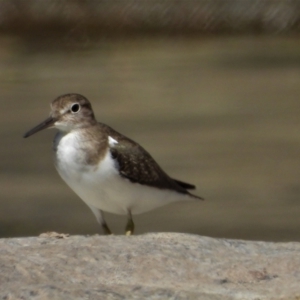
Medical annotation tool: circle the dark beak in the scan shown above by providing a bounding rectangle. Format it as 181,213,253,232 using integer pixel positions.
23,116,56,138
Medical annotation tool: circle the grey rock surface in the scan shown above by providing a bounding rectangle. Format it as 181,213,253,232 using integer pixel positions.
0,233,300,300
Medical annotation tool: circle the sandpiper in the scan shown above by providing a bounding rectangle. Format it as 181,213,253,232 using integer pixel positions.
24,94,203,235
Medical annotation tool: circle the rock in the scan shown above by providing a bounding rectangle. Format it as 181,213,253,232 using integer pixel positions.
0,233,299,299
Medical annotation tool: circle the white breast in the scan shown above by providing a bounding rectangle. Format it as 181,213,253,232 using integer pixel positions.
54,132,191,215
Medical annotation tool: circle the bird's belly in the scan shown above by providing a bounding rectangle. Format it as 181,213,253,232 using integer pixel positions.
55,151,186,215
69,176,185,215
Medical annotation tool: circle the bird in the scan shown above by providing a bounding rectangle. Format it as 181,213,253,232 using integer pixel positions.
23,93,203,235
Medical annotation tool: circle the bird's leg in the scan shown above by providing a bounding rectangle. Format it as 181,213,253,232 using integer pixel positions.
125,210,134,236
101,220,113,235
87,205,113,235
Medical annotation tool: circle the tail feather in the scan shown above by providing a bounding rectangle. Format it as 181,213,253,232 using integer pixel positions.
173,178,204,200
173,179,196,190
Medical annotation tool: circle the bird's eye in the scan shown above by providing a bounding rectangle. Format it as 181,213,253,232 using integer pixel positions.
71,103,80,113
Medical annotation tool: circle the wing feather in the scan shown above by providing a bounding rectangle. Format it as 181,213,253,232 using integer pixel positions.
99,123,203,199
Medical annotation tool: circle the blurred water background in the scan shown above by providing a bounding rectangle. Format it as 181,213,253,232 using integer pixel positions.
0,1,300,241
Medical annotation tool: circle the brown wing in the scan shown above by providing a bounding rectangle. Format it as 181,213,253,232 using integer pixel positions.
100,123,200,196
